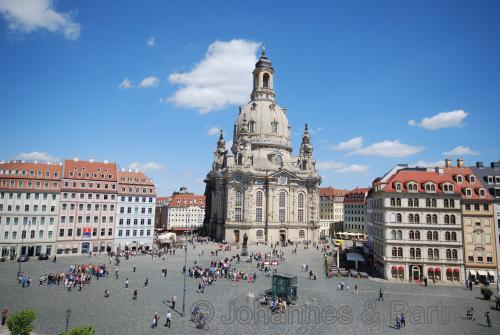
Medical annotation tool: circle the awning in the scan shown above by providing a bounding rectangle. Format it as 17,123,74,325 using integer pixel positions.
428,268,434,272
477,270,488,276
434,267,441,272
446,268,452,273
468,270,478,276
488,271,495,277
398,266,404,271
391,266,398,271
346,252,366,262
454,268,460,273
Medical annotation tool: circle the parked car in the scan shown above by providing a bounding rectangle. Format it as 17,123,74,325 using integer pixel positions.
38,253,49,260
17,255,30,262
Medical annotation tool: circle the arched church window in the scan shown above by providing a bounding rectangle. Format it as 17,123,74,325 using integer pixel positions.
279,191,286,223
235,190,243,222
275,154,283,166
302,160,307,170
272,121,278,134
298,193,304,222
249,121,256,133
256,191,263,207
263,73,270,88
255,191,263,223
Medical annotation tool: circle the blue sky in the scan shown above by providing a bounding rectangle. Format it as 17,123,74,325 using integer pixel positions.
1,0,499,196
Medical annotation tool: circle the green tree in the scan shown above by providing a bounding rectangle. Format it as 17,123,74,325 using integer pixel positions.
58,325,96,335
6,310,37,335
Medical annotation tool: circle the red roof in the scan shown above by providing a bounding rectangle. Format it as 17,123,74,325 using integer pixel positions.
167,193,205,208
443,166,493,200
320,187,350,197
344,188,370,203
382,170,453,194
63,160,117,181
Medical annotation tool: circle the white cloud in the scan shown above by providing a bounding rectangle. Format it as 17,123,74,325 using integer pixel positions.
147,36,155,47
413,160,445,168
0,0,80,40
119,78,133,89
352,140,424,158
409,110,468,130
128,161,164,171
14,151,60,162
442,146,479,156
138,76,159,88
166,39,261,113
317,161,369,173
332,137,363,151
206,127,221,136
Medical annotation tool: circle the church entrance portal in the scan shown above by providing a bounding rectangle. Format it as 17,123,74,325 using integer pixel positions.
234,230,240,243
279,230,286,242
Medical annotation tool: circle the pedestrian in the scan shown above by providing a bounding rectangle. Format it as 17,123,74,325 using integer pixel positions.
104,289,110,298
1,308,8,326
125,278,129,289
52,255,57,263
165,311,172,327
355,284,359,295
395,314,401,329
144,278,148,287
151,312,159,328
341,280,344,290
379,288,384,301
133,288,138,300
485,311,491,327
400,313,405,327
133,264,136,273
172,295,177,310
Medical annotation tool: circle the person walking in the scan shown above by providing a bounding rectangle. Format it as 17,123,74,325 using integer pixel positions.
144,277,149,288
171,295,177,310
125,278,129,289
485,311,491,327
395,314,401,329
133,288,138,300
379,288,384,301
400,313,405,328
354,284,359,295
133,264,136,273
165,311,172,328
151,312,159,328
1,308,8,326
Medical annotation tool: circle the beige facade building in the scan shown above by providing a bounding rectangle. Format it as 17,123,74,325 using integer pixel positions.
204,49,321,244
319,187,349,238
344,188,369,234
0,161,62,259
444,159,496,283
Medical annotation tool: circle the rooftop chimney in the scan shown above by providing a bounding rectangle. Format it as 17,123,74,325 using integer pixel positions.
89,158,94,163
476,161,484,168
73,157,79,162
445,159,452,168
457,158,464,168
103,160,109,164
492,161,500,169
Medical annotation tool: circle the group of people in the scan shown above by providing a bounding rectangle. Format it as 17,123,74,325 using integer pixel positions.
33,263,109,291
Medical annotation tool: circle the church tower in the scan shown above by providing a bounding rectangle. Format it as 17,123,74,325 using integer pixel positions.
204,48,321,245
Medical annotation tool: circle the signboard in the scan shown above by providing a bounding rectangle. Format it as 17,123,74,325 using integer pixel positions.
83,227,92,238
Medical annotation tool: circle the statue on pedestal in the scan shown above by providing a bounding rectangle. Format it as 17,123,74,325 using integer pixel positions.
241,233,248,256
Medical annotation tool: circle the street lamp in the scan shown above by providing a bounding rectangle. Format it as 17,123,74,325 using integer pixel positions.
17,230,26,278
182,243,187,317
65,308,72,333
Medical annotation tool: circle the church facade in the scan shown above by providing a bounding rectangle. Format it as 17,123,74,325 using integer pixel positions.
203,49,322,245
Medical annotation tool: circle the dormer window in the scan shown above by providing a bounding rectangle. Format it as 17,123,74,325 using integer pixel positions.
468,175,476,183
465,188,472,197
456,175,463,183
394,183,402,191
479,188,485,197
424,183,436,192
271,121,278,134
407,182,418,192
442,183,453,193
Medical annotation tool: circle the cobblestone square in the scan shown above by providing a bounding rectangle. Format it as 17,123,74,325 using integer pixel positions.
0,242,498,334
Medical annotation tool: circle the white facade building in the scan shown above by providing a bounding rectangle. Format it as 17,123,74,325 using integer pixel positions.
166,187,205,229
115,170,156,251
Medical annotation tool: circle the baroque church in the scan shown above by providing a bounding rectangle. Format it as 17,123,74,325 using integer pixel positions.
203,49,322,244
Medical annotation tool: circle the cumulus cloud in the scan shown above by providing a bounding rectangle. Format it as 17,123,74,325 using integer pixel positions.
413,160,445,168
166,39,261,113
138,76,159,88
317,161,369,173
14,151,61,162
0,0,80,40
147,36,155,47
128,161,164,171
331,137,363,151
352,140,424,158
119,78,133,89
408,110,468,130
442,146,479,156
206,127,221,136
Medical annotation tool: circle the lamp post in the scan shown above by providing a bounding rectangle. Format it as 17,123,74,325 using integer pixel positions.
17,230,26,278
65,308,71,333
182,243,187,317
